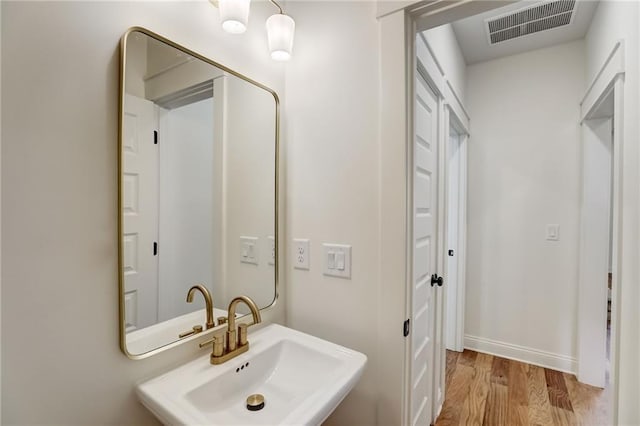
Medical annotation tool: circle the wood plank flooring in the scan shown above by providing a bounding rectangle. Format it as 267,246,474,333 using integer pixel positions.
435,350,611,426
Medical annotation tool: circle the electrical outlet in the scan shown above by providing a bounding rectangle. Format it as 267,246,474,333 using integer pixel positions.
293,238,310,270
268,236,275,266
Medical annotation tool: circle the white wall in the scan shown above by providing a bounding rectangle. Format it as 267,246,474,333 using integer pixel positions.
283,2,381,424
378,10,414,425
584,1,640,423
422,24,467,105
585,1,637,86
465,40,585,371
0,2,285,424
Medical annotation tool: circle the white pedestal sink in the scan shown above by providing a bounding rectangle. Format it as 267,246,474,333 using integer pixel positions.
136,324,367,425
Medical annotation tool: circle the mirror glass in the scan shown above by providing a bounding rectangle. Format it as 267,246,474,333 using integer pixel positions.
119,29,277,357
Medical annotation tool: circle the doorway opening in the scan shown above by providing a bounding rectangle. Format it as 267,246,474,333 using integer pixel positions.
580,117,613,385
399,0,625,424
579,78,621,390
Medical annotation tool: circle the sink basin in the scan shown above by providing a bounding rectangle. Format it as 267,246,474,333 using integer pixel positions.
136,324,367,425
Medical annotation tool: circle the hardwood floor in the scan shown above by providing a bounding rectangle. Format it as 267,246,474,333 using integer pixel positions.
435,350,611,426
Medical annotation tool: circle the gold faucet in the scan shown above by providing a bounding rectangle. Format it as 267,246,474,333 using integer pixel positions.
186,284,215,329
199,295,262,365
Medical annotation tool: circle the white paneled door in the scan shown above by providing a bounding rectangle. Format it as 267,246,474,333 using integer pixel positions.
410,73,439,426
122,94,159,331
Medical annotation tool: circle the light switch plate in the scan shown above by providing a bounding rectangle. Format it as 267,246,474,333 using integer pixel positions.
240,236,259,265
268,236,275,266
293,238,310,270
323,243,351,279
546,224,560,241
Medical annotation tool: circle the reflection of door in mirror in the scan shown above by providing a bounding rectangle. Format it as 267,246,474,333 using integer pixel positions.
122,94,159,331
122,32,221,340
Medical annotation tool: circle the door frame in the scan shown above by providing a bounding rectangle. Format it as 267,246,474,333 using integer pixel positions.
578,113,613,388
444,110,468,353
578,40,625,394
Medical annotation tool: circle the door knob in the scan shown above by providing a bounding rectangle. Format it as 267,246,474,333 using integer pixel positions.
431,274,443,287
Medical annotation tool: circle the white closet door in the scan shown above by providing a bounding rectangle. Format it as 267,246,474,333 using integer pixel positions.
410,73,439,426
122,94,159,331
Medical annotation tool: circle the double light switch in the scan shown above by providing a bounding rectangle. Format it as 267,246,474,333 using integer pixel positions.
240,236,276,266
323,244,351,279
240,236,259,265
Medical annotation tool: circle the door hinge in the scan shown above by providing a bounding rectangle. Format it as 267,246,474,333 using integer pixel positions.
403,319,410,337
153,242,158,256
154,130,158,145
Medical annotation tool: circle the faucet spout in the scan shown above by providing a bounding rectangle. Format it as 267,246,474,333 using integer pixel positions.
226,296,261,351
186,284,215,329
227,295,262,332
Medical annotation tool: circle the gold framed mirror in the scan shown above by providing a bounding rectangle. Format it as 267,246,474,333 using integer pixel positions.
118,27,279,359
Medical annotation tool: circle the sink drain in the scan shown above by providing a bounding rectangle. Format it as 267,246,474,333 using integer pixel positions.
246,394,265,411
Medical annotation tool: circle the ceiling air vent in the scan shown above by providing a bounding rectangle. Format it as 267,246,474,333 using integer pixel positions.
486,0,577,44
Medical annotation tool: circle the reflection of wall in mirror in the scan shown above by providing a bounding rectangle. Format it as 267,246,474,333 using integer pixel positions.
152,74,278,315
222,77,277,313
124,33,147,98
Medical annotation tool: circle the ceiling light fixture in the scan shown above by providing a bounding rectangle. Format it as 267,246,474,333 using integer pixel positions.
212,0,295,60
219,0,251,34
265,0,295,61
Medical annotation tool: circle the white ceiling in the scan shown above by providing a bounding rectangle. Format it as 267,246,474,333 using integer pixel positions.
451,0,599,65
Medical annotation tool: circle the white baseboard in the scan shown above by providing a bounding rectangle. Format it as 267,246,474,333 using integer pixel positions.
464,334,577,374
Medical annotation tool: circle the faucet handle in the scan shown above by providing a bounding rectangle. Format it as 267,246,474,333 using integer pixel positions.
238,323,248,346
199,335,225,357
198,337,216,349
